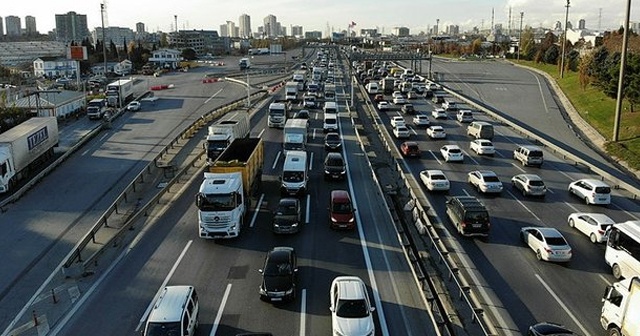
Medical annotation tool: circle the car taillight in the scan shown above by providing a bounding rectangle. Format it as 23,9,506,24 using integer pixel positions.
598,229,605,234
545,247,553,253
460,221,467,228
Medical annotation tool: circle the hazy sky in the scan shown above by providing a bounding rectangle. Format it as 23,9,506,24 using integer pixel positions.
4,0,639,35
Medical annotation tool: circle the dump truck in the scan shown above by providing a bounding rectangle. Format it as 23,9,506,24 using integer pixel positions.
0,117,59,193
205,111,250,162
195,137,263,239
601,276,640,336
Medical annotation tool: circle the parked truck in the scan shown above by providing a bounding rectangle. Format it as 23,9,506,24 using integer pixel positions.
239,57,251,70
267,100,290,128
205,111,250,162
106,79,134,107
283,119,308,154
86,98,108,120
195,137,264,239
284,81,299,102
601,276,640,336
0,117,59,194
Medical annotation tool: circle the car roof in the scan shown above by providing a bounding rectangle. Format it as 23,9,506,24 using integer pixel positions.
423,169,445,175
574,213,615,223
333,276,367,300
403,141,418,146
576,178,610,186
516,174,543,181
330,189,351,201
278,198,299,207
268,246,294,260
476,170,497,176
532,227,564,238
443,144,460,149
529,322,576,335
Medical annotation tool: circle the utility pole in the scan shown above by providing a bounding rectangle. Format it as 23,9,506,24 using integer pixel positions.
560,0,570,78
518,12,524,61
613,0,632,141
101,3,107,76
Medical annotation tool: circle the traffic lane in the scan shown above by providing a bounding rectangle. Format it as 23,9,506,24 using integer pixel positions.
340,114,438,335
0,79,250,329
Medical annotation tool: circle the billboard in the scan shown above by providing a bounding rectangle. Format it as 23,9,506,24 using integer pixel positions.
67,46,88,61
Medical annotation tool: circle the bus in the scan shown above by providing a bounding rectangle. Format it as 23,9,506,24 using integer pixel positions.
606,221,640,279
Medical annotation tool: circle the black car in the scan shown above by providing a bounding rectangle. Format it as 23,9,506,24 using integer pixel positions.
528,322,577,335
272,198,302,234
324,152,346,181
432,95,444,104
324,132,342,151
401,104,416,114
259,247,297,302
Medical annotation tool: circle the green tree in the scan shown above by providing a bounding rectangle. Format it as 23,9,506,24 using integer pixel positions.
543,45,559,64
181,48,197,60
520,27,536,60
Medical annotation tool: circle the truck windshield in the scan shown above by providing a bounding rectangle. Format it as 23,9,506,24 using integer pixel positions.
282,171,304,183
145,322,181,336
207,140,228,151
269,109,284,116
197,193,236,211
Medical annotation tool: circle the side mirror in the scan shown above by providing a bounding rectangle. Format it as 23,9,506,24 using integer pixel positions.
370,307,376,312
258,269,263,274
329,306,335,312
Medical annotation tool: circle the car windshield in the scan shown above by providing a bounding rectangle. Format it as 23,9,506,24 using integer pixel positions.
530,180,545,187
484,176,500,182
282,171,304,182
264,260,293,276
326,134,340,142
529,150,543,157
449,148,461,154
465,211,489,223
332,202,352,214
336,299,369,318
277,203,298,215
145,322,181,336
546,236,568,246
431,174,446,181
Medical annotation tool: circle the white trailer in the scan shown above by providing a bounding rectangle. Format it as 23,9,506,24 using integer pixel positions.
205,111,250,161
602,276,640,336
0,117,59,193
283,119,308,154
284,82,299,101
106,79,134,107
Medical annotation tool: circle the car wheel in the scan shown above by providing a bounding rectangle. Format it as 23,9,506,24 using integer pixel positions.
608,327,622,336
590,233,598,244
568,219,575,228
521,188,527,196
585,196,590,205
612,264,623,279
536,250,543,261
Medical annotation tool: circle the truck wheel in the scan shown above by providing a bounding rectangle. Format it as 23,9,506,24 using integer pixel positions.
612,264,623,280
608,327,621,336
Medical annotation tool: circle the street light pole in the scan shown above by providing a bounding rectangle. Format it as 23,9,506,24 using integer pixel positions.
560,0,570,78
100,3,107,76
518,12,524,61
613,0,632,141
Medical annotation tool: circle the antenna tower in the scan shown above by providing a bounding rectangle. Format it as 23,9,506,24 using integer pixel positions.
598,8,602,31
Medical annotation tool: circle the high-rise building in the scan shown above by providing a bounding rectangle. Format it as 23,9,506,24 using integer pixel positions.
263,14,277,38
92,27,135,47
393,26,409,37
5,16,21,37
25,16,37,35
239,14,251,38
578,19,586,30
226,21,237,38
55,11,90,42
136,22,145,34
0,17,4,38
291,25,303,37
219,24,228,37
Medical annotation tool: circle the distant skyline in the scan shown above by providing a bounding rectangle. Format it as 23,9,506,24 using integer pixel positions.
3,0,639,35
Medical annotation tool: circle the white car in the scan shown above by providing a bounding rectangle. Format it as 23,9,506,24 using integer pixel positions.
457,110,474,123
520,227,572,262
468,170,503,194
393,96,407,105
568,179,612,205
442,100,458,111
392,91,403,99
419,170,450,191
390,116,405,128
431,108,447,119
126,101,141,111
440,145,464,162
393,125,411,138
407,91,419,99
470,139,495,155
427,126,446,139
303,96,316,108
377,101,390,110
568,213,615,243
511,174,547,197
330,276,375,336
412,114,430,127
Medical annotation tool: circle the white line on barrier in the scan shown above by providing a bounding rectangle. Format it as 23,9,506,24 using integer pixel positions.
309,152,314,171
250,193,265,228
299,289,307,336
258,128,265,138
210,283,233,336
535,274,591,336
272,151,281,169
204,88,224,104
305,194,311,225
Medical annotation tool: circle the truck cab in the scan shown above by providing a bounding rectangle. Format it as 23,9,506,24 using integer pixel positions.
601,277,640,336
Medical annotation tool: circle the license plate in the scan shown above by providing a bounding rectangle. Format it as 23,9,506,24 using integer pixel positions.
472,224,483,228
271,297,282,301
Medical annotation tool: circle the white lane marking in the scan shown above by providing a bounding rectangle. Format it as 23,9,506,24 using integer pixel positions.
309,152,314,171
299,289,307,336
464,151,479,165
511,163,527,174
305,194,311,224
258,128,265,138
409,126,418,135
599,274,612,286
136,241,194,331
204,88,224,104
209,283,233,336
563,201,581,213
312,128,317,140
535,274,591,336
428,150,442,164
505,190,541,222
494,150,505,158
250,193,265,228
272,151,281,169
609,202,640,220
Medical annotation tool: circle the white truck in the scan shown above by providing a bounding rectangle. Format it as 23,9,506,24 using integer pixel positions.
284,81,299,102
106,79,134,107
602,276,640,336
0,117,59,193
86,98,108,120
205,111,250,162
268,100,289,128
195,138,263,239
283,119,308,154
324,84,336,100
239,57,251,70
292,71,306,91
312,67,324,82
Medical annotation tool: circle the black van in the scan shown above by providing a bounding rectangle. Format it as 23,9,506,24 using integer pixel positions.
446,196,490,237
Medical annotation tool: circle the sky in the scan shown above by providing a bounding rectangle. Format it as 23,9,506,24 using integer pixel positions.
3,0,639,35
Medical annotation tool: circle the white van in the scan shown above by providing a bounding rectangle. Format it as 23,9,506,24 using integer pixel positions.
281,150,308,197
365,82,379,94
467,121,494,139
144,286,199,336
324,101,338,114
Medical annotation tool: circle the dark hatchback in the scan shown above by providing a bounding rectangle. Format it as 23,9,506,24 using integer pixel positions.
272,198,302,234
324,132,342,151
258,247,298,302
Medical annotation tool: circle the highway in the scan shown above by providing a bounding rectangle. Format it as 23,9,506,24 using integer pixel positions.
375,58,640,334
0,55,293,334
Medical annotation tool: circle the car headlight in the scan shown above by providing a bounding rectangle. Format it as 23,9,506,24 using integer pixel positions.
285,288,294,295
331,217,338,223
259,287,266,295
348,218,355,223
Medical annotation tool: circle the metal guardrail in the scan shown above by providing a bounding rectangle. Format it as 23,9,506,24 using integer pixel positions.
62,89,268,273
353,75,498,335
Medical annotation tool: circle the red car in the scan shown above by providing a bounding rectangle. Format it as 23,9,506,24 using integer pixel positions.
374,94,384,102
400,141,420,157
